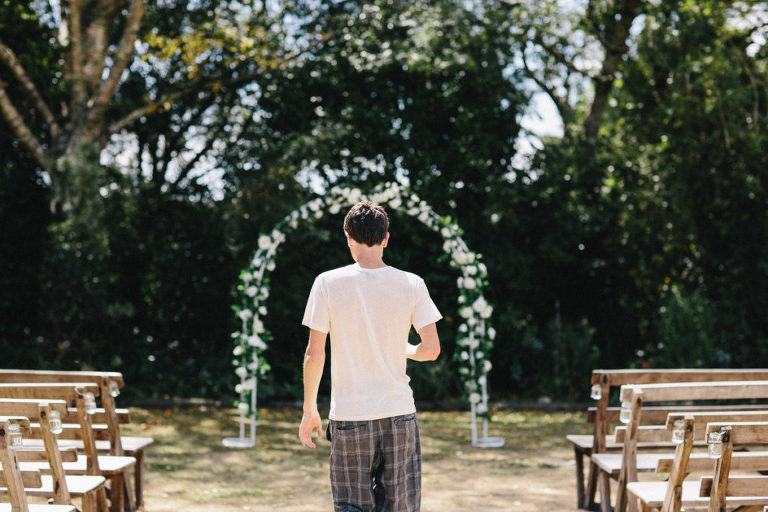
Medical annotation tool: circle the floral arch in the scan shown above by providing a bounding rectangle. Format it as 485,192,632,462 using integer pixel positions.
224,181,503,448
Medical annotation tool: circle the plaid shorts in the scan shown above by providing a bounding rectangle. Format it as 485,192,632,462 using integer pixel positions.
327,413,421,512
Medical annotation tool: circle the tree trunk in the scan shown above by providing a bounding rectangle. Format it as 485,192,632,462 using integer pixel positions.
583,0,647,140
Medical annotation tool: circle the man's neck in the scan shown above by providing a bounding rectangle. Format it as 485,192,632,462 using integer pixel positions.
354,252,387,269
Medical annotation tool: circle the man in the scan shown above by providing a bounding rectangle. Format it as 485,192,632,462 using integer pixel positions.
299,200,442,512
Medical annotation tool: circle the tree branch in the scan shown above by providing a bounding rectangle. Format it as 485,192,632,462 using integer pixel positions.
68,0,87,113
0,81,53,169
161,94,221,174
727,38,764,134
170,130,220,192
532,32,592,78
0,41,62,140
521,49,573,126
86,0,145,136
108,31,334,135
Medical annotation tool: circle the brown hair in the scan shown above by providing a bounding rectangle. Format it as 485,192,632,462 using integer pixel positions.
343,201,389,246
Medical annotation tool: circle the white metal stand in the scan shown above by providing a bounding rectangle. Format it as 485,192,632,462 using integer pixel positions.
223,375,257,448
470,380,505,448
468,328,504,448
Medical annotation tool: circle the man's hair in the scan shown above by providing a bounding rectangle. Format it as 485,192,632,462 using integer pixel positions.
344,201,389,246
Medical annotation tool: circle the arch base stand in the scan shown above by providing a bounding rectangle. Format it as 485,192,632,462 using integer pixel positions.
470,405,505,448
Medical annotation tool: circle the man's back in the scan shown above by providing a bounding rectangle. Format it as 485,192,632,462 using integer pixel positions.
303,263,440,421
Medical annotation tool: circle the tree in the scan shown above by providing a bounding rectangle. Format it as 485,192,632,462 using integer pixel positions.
0,1,327,211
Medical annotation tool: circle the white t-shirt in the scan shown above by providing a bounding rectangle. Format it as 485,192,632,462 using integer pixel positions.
302,263,442,421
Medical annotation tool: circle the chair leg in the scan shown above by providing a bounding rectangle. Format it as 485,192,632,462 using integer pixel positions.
586,460,599,510
111,473,125,512
599,471,612,512
575,447,586,508
123,471,136,512
134,451,144,509
96,485,109,512
82,492,96,512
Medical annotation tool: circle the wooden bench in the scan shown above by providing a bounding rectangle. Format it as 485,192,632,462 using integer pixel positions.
0,400,106,512
627,420,768,511
570,368,768,509
0,370,153,508
0,384,134,512
608,380,768,512
0,417,77,512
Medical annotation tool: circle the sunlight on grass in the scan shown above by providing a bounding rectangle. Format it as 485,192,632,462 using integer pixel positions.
122,407,589,511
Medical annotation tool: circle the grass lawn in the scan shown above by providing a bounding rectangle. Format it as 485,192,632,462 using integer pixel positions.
121,407,591,511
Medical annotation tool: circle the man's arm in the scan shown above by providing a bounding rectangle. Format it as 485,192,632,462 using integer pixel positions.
299,328,327,448
406,322,440,362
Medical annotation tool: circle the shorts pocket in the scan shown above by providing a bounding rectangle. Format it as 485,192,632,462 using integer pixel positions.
334,422,367,434
393,413,416,425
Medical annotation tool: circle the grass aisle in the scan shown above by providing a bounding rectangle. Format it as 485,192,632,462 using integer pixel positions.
122,407,590,511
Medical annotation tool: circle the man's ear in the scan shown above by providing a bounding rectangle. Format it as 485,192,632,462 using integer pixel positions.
382,232,390,248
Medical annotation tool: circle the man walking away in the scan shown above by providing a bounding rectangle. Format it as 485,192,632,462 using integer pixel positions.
299,200,442,512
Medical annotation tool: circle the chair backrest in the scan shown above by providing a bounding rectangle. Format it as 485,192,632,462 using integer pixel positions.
651,419,768,512
0,371,125,455
0,383,103,476
660,415,695,512
615,410,768,444
0,417,43,511
587,369,768,454
700,422,768,512
613,381,768,512
618,381,768,460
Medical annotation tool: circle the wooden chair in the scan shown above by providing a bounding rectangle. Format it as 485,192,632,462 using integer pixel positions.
0,398,105,511
702,421,768,512
0,370,153,509
609,380,768,512
0,384,134,512
570,368,768,509
627,421,768,511
0,417,76,512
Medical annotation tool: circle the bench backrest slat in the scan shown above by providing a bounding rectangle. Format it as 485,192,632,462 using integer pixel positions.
0,369,123,387
589,403,768,423
592,369,768,386
705,421,768,443
0,382,100,401
700,475,768,497
666,410,768,430
14,445,78,463
63,407,130,425
657,450,768,473
621,380,768,403
0,398,68,417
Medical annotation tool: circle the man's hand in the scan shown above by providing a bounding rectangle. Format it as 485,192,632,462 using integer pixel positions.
299,408,323,448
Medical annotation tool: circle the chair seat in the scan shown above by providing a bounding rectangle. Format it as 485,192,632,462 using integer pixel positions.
627,480,768,508
68,436,154,454
627,480,700,507
21,454,135,476
566,434,622,451
566,434,595,452
0,505,75,512
591,452,671,475
22,474,106,497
